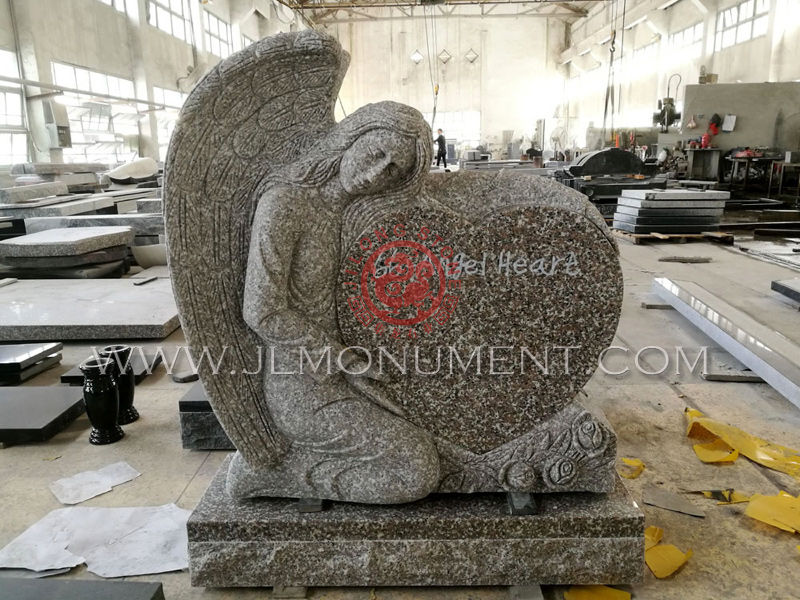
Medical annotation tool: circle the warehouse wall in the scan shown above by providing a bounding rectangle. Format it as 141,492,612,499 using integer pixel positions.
0,0,278,162
323,14,567,150
563,0,800,148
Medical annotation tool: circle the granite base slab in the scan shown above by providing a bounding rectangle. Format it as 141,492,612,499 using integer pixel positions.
25,214,164,236
0,227,134,258
188,457,644,588
617,197,726,210
0,259,128,280
0,387,85,446
136,199,163,213
0,279,180,341
614,205,723,217
179,382,234,450
613,213,719,226
620,189,730,200
0,196,115,219
11,162,108,175
0,354,62,385
771,278,800,304
0,245,128,268
0,579,164,600
613,221,719,234
61,352,164,385
0,182,69,203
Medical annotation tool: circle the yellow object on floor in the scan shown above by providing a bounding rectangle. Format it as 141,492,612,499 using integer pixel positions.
699,489,751,505
693,438,739,463
744,492,800,533
685,408,800,480
563,585,631,600
645,544,694,578
645,526,664,550
618,457,645,479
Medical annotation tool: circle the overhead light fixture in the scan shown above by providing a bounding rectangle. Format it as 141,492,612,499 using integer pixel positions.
597,35,612,45
465,48,479,63
577,48,591,56
624,16,647,30
438,50,452,64
410,50,424,64
658,0,682,9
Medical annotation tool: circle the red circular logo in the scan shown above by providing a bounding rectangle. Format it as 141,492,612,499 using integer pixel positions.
361,240,446,326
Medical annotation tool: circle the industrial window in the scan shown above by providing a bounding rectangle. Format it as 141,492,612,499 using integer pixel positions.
0,49,26,166
668,22,704,60
153,86,187,161
98,0,126,13
715,0,770,51
51,62,140,165
148,0,193,43
422,111,481,148
204,12,233,58
236,33,255,52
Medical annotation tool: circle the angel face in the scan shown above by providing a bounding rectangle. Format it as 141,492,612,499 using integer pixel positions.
339,130,418,196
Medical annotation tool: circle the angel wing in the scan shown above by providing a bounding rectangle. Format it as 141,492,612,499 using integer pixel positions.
164,31,350,467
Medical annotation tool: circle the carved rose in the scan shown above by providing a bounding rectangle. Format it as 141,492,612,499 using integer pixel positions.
572,413,608,458
542,455,578,487
499,460,537,490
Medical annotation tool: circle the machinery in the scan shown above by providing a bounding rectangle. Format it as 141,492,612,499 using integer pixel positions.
653,97,682,133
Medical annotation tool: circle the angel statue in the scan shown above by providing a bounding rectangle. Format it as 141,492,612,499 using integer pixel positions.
165,31,624,505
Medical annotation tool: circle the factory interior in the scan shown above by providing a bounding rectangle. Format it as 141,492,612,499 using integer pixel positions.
2,0,800,599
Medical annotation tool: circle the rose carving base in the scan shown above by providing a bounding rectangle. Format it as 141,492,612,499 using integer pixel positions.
436,401,616,494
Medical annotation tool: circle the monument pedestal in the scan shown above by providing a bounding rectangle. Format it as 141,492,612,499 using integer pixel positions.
188,456,644,588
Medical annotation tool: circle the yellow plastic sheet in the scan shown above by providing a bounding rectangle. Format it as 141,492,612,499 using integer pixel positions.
699,489,751,505
693,438,739,463
618,457,645,480
644,526,664,550
685,409,800,480
744,492,800,533
645,544,693,578
564,585,631,600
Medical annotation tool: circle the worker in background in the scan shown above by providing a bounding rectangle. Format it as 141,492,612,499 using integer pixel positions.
435,129,447,168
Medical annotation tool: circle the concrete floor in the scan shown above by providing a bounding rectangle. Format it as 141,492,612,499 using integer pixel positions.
2,238,800,599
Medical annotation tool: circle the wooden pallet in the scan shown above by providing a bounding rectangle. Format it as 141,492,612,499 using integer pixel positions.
612,229,734,245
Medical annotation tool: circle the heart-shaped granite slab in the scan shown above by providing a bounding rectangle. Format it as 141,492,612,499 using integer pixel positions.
337,175,623,454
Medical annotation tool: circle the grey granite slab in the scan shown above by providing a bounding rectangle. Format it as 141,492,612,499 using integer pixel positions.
179,382,234,450
0,259,128,280
24,214,164,236
0,245,128,268
614,205,723,217
771,278,800,304
0,343,63,372
0,196,115,219
653,277,800,408
0,182,69,204
136,199,162,213
0,227,134,258
613,221,719,234
0,279,180,340
0,579,164,600
0,354,62,386
11,162,108,175
188,456,643,587
0,387,85,446
131,265,170,278
620,189,730,200
61,352,164,385
617,197,727,209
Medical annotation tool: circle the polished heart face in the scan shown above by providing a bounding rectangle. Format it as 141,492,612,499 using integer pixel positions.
337,200,623,454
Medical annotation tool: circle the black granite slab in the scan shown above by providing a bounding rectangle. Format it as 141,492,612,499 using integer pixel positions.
0,245,128,268
188,456,644,587
0,343,63,372
0,260,128,280
0,579,164,600
0,387,85,446
772,279,800,304
179,382,234,450
0,217,26,235
613,213,719,226
61,352,163,385
613,221,719,234
0,354,62,385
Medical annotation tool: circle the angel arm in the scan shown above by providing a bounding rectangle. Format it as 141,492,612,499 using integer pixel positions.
243,191,359,382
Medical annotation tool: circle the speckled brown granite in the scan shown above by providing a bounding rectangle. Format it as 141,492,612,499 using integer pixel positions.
164,30,622,505
188,455,643,587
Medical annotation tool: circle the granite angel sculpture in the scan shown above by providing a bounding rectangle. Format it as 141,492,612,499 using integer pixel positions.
165,31,624,505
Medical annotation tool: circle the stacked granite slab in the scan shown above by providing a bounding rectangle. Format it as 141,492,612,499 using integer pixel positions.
0,194,116,220
0,181,69,204
24,213,164,236
178,382,234,450
11,162,107,194
0,226,133,279
0,387,85,447
0,342,63,386
612,189,730,234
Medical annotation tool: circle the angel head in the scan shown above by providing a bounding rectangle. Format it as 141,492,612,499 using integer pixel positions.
274,101,432,199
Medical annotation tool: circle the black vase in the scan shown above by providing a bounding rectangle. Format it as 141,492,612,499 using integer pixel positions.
80,357,124,445
100,345,139,425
